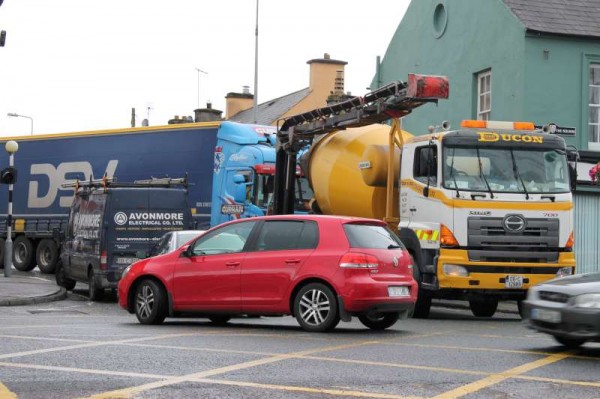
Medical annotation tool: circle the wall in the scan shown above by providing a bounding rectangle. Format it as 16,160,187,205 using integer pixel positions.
373,0,526,134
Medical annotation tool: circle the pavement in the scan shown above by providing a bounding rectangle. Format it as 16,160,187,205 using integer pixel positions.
0,269,67,306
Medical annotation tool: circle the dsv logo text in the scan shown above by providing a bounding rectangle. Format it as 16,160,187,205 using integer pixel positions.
27,161,118,208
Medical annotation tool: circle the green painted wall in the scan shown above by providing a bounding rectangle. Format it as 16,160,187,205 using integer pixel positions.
523,35,600,150
373,0,526,134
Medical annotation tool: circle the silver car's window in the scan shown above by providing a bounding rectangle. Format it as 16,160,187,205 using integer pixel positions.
191,221,256,256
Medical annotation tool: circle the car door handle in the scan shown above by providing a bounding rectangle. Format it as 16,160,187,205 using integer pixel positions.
285,259,301,264
225,261,241,268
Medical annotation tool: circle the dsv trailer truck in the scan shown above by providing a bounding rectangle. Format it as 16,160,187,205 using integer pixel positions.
0,121,301,274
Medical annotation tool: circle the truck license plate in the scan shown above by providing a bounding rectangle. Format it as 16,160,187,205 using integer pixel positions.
531,308,561,323
388,286,410,297
505,275,523,288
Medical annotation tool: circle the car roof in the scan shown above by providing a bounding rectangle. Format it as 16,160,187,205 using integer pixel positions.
222,214,386,227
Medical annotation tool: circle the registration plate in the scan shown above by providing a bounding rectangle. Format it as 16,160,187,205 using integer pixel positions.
531,308,561,323
505,275,523,288
115,257,138,265
388,286,410,297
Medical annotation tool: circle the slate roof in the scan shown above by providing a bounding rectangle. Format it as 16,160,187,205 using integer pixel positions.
503,0,600,38
229,88,311,126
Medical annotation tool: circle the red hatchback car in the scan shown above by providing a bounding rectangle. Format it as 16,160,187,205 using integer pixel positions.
118,215,417,332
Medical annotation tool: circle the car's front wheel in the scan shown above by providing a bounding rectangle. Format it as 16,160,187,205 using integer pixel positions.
554,336,586,349
294,283,340,332
358,312,400,330
135,279,168,325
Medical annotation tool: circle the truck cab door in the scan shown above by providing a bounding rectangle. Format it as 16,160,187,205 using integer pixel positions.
403,144,440,227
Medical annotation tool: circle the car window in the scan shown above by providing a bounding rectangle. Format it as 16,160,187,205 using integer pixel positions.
255,220,318,251
343,224,405,249
191,221,256,256
176,232,202,247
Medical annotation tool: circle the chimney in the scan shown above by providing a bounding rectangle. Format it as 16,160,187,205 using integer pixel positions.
306,53,347,99
225,86,254,119
194,102,223,122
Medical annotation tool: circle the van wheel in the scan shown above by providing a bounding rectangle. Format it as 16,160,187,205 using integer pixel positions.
358,312,400,330
55,261,76,290
36,239,59,274
135,279,167,325
0,238,4,269
469,297,498,318
294,283,340,332
13,236,36,271
88,269,104,301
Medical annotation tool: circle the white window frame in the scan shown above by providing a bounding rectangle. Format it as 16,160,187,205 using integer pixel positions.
589,63,600,146
477,70,492,121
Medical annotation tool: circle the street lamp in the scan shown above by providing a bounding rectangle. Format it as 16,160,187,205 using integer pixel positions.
194,68,208,110
2,140,18,277
7,113,33,135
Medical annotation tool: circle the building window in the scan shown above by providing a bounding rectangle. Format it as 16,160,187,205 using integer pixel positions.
477,70,491,120
589,63,600,144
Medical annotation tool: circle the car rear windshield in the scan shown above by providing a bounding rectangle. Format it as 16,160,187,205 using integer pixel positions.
343,223,405,249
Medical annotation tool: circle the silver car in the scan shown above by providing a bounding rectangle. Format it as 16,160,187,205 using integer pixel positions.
149,230,205,257
523,272,600,348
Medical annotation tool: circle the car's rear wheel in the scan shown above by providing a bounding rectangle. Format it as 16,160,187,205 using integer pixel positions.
554,336,586,349
55,261,76,290
135,279,168,325
358,312,400,330
88,269,104,301
469,297,498,318
209,316,231,325
294,283,340,332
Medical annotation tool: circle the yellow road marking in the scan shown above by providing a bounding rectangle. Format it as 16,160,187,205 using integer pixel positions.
431,351,574,399
83,340,382,399
0,383,17,399
194,378,421,399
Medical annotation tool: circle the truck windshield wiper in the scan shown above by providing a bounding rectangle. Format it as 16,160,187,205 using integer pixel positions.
476,147,494,199
509,149,530,200
448,147,460,198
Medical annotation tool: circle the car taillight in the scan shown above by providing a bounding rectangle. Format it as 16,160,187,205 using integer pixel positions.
100,251,107,271
339,252,379,269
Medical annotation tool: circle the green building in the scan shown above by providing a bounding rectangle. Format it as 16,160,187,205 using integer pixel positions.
371,0,600,272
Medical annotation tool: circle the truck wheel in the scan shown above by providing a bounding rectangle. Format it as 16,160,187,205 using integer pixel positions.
88,269,104,301
13,236,36,271
135,279,168,325
0,238,4,269
293,282,340,332
55,261,76,291
469,298,498,318
358,312,400,330
412,293,432,319
517,300,525,319
36,239,59,274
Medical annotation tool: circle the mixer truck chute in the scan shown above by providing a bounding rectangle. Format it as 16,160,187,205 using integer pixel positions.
274,75,577,320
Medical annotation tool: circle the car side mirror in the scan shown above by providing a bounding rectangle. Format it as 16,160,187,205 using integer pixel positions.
180,245,193,258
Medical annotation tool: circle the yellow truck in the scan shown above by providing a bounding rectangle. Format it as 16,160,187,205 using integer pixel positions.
273,75,577,319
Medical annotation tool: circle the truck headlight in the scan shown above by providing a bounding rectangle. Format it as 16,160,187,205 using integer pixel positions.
443,264,469,277
556,267,573,278
574,293,600,309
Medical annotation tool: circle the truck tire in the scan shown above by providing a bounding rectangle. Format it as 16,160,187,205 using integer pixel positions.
88,269,104,301
0,238,4,269
36,239,59,274
55,261,76,291
469,298,498,318
13,236,36,271
410,255,432,319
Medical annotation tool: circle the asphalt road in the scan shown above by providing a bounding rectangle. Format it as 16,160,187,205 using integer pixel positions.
0,278,599,399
